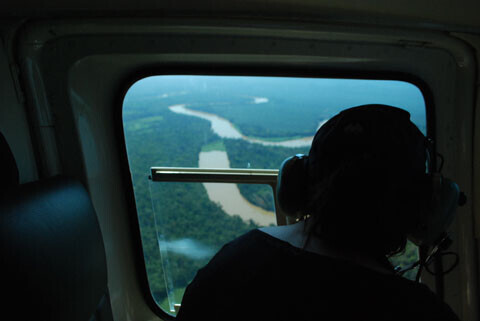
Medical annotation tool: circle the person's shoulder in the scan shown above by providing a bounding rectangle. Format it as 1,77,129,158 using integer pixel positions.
392,281,461,320
177,229,276,320
209,229,272,263
231,228,265,244
219,228,265,250
194,229,267,271
191,228,290,286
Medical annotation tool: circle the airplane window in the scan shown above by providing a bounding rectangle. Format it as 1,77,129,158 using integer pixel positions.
149,181,275,313
122,75,426,316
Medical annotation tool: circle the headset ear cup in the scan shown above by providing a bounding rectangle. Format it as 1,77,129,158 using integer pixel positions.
430,176,460,242
276,155,308,218
409,174,460,246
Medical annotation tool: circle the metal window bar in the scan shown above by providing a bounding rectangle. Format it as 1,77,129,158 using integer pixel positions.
150,167,288,225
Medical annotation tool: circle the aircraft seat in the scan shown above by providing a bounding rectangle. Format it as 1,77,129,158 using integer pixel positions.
0,132,113,321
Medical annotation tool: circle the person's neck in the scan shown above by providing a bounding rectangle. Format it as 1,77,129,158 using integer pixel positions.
260,220,394,275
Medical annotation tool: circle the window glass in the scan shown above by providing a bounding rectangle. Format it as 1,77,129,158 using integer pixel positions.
122,76,426,315
149,181,275,313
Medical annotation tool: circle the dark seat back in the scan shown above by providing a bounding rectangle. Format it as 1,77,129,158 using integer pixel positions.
0,133,113,321
0,131,19,192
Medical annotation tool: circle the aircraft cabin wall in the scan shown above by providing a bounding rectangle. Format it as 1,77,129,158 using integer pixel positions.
0,26,37,184
0,16,479,321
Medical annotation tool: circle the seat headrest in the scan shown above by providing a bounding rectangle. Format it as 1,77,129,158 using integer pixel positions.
0,131,19,192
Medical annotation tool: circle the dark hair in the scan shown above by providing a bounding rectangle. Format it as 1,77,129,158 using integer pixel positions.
305,105,427,257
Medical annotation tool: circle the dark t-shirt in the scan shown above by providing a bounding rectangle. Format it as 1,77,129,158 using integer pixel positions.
177,229,460,321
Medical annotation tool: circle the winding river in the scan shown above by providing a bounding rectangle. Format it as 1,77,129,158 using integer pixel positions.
169,104,322,147
169,102,324,226
198,151,276,226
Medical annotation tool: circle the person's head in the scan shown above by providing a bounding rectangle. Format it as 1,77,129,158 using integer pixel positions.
278,104,428,257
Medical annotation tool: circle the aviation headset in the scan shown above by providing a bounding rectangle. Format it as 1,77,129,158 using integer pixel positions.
276,105,464,249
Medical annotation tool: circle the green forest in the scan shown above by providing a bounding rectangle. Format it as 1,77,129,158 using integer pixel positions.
124,96,259,313
123,76,424,314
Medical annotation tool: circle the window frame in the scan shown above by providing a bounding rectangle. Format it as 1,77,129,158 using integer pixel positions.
150,167,284,224
119,67,434,319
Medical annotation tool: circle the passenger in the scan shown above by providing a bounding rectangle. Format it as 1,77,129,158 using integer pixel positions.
176,105,460,321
